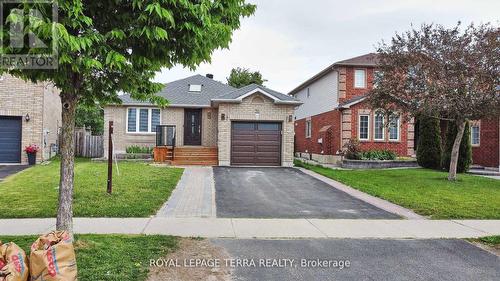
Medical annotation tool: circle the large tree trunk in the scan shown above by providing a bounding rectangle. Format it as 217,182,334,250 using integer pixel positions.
447,120,466,181
56,91,78,235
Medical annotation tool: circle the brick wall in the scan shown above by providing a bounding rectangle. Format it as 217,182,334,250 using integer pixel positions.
472,117,499,168
0,74,60,164
104,106,184,153
202,108,218,147
217,93,295,167
104,106,219,154
340,67,376,103
349,102,413,157
42,84,61,160
294,110,341,155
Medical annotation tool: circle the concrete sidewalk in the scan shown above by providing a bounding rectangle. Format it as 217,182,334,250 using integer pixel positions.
1,218,499,239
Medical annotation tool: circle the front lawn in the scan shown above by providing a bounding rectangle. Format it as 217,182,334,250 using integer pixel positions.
296,160,500,219
0,159,183,218
0,235,177,281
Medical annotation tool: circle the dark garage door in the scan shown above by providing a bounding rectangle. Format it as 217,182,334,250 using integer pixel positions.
0,116,22,163
231,122,281,166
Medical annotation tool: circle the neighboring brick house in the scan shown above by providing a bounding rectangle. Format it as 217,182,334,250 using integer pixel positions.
104,74,301,166
291,53,500,169
0,74,61,164
291,53,414,164
470,118,499,169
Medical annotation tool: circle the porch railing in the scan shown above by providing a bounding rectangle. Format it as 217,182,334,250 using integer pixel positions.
156,125,176,160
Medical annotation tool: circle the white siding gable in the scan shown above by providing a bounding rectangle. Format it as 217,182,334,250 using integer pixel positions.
293,70,338,120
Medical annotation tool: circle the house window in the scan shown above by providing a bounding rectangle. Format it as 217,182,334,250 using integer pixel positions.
307,88,311,98
354,69,366,88
358,115,369,140
306,120,312,138
126,107,161,133
389,114,400,141
374,113,384,140
471,125,480,146
127,108,137,132
373,70,382,88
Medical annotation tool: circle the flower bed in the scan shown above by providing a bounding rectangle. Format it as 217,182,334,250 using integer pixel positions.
342,159,418,169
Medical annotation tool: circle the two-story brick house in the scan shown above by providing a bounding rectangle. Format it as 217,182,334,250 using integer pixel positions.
291,53,500,169
0,74,61,164
291,53,415,164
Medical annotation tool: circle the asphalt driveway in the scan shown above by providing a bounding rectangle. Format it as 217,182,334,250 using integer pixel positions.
212,238,500,281
0,165,28,182
213,167,399,219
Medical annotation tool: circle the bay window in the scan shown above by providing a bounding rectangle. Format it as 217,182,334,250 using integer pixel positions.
359,115,370,140
389,114,400,141
374,113,385,140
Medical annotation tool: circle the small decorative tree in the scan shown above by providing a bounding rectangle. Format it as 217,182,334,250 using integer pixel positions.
416,117,442,169
442,121,472,173
369,23,500,181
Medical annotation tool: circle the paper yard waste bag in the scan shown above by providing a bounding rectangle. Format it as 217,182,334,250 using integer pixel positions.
30,231,77,281
0,241,29,281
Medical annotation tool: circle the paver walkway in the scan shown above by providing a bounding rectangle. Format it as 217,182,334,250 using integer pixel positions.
1,218,499,239
156,167,215,218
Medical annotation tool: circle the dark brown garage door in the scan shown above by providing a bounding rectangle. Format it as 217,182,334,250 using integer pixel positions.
231,122,281,166
0,116,22,163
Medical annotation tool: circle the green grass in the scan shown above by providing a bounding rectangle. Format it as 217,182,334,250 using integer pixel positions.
295,160,500,219
0,158,183,218
476,236,500,246
0,235,177,281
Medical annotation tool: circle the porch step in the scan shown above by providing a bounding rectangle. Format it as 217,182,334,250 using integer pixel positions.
171,147,218,166
172,160,218,166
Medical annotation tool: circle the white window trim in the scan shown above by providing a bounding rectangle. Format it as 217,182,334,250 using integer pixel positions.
374,114,385,141
358,114,370,141
388,115,400,141
354,69,367,89
305,119,312,138
471,125,481,146
126,107,161,134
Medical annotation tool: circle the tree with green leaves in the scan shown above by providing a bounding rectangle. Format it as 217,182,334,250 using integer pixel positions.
442,121,472,173
369,23,499,181
416,117,442,169
227,67,267,88
1,0,255,234
75,103,104,135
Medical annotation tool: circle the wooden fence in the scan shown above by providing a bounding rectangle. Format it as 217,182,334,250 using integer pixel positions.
74,127,104,158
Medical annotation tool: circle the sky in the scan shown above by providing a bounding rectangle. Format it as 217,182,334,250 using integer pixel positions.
154,0,500,94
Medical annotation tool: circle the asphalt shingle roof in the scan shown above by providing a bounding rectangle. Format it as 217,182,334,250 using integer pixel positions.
337,94,368,108
215,83,298,102
119,74,236,107
119,75,299,106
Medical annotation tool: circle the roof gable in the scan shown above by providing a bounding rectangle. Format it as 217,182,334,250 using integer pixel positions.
212,84,301,105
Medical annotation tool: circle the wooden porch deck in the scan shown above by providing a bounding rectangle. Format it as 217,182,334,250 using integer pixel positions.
154,146,218,166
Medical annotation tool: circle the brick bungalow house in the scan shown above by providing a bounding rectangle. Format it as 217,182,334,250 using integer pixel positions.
291,54,500,169
0,74,61,164
103,74,302,166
